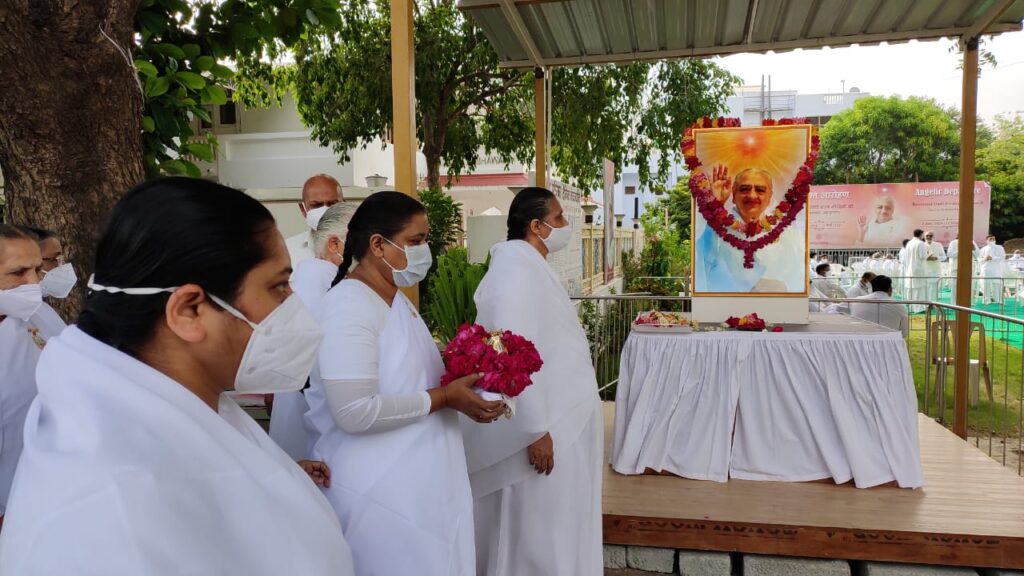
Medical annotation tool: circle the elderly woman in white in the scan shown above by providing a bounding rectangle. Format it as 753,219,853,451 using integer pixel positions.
270,202,358,460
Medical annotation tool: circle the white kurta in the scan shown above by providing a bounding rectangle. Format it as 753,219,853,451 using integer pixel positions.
310,280,475,576
846,281,871,299
0,326,353,575
979,243,1007,304
270,258,339,460
464,240,603,576
924,241,947,300
286,230,316,269
695,209,806,293
0,305,65,516
850,292,910,338
903,237,929,312
947,239,979,302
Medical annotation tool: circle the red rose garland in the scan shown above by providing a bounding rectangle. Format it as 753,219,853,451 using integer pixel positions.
681,117,820,269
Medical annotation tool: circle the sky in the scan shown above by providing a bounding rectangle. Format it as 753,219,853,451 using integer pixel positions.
714,31,1024,122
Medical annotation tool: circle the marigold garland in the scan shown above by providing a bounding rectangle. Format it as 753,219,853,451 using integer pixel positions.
681,117,820,269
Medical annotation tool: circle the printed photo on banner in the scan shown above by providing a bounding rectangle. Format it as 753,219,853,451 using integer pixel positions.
808,181,991,249
686,120,813,296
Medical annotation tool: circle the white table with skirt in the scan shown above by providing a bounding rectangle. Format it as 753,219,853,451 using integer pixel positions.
611,313,925,489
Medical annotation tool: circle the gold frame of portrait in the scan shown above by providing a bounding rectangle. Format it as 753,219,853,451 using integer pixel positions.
689,124,812,297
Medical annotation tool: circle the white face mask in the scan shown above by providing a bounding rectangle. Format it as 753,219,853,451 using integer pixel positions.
305,206,329,230
541,222,572,253
0,283,43,321
383,239,433,287
988,239,996,245
86,276,323,394
40,263,77,299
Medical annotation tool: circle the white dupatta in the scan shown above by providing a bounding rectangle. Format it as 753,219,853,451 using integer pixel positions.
462,240,601,497
0,327,353,575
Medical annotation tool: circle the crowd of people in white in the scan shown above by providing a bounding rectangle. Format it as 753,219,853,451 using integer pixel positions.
806,228,1022,337
0,176,603,575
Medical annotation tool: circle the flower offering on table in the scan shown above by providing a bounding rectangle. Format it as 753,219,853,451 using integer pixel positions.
724,313,783,332
441,323,544,417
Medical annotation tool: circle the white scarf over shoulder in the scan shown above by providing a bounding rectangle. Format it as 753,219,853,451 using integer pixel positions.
0,327,353,576
462,240,600,496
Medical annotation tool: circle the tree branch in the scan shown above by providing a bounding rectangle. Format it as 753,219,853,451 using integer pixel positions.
446,74,522,122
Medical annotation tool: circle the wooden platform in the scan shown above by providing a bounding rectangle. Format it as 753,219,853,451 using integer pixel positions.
601,403,1024,569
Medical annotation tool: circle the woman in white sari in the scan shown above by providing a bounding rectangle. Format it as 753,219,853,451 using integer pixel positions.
307,191,505,576
464,187,604,576
0,178,352,574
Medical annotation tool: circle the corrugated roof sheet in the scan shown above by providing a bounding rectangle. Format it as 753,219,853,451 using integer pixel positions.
459,0,1024,68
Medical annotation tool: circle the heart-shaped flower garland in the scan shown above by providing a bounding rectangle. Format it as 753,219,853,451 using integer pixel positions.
681,117,820,268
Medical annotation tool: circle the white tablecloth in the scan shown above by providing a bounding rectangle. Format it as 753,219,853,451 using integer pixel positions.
611,318,925,488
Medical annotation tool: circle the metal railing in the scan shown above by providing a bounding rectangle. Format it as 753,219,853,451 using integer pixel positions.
631,273,1024,314
573,293,1024,476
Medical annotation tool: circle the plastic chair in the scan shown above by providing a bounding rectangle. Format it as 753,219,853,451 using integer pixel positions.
929,319,994,407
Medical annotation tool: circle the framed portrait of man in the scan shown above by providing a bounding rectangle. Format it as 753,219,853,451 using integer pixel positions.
690,124,812,296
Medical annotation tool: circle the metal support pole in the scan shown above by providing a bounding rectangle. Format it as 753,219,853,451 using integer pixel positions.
534,67,547,188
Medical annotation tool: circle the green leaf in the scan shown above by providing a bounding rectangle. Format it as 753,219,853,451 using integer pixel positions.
195,56,215,71
135,59,158,78
141,116,156,133
154,43,187,61
159,159,189,175
136,10,168,35
144,75,171,98
201,84,228,106
233,23,258,40
174,71,207,90
182,44,201,60
184,142,216,162
211,63,234,80
183,161,203,178
191,106,212,123
305,8,320,26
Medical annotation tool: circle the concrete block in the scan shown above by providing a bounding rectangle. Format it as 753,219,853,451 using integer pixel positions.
626,546,675,573
861,562,978,576
604,545,627,570
677,550,731,576
744,554,850,576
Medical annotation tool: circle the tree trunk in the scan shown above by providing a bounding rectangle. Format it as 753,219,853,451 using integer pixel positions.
424,148,442,191
0,0,144,320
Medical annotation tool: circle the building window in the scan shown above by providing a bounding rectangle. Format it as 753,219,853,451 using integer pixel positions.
625,185,636,195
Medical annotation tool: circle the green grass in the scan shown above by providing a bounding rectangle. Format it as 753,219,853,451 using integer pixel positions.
906,314,1024,436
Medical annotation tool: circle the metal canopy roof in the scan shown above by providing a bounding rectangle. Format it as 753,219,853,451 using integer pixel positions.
458,0,1024,68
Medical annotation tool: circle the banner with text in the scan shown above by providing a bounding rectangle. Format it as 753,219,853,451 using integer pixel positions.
808,181,991,249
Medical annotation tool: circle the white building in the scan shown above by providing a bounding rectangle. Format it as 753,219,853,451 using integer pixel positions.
195,94,426,240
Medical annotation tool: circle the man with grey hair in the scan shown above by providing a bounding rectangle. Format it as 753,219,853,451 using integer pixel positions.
270,202,358,460
285,174,344,266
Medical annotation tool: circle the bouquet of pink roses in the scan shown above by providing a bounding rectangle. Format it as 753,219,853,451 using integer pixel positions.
440,323,544,417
